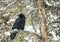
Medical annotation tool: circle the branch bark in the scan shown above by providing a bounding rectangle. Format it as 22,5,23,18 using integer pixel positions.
38,0,49,42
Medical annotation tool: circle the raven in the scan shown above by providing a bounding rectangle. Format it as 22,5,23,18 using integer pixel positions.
10,14,26,40
12,14,26,30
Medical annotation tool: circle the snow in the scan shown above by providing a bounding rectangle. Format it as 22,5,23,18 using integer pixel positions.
24,25,35,33
4,31,10,36
50,31,58,41
24,25,40,35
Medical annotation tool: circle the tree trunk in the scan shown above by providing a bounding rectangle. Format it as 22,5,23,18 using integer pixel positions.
38,0,49,42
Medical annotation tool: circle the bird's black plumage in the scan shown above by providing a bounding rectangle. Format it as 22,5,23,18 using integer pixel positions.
12,14,26,30
10,14,26,40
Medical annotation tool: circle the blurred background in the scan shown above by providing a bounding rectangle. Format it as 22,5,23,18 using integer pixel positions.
0,0,60,42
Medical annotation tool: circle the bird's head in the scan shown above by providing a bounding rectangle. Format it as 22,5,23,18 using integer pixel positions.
18,14,25,19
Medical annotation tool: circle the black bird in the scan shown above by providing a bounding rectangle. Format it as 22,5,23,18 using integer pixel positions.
10,14,26,40
12,13,26,30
